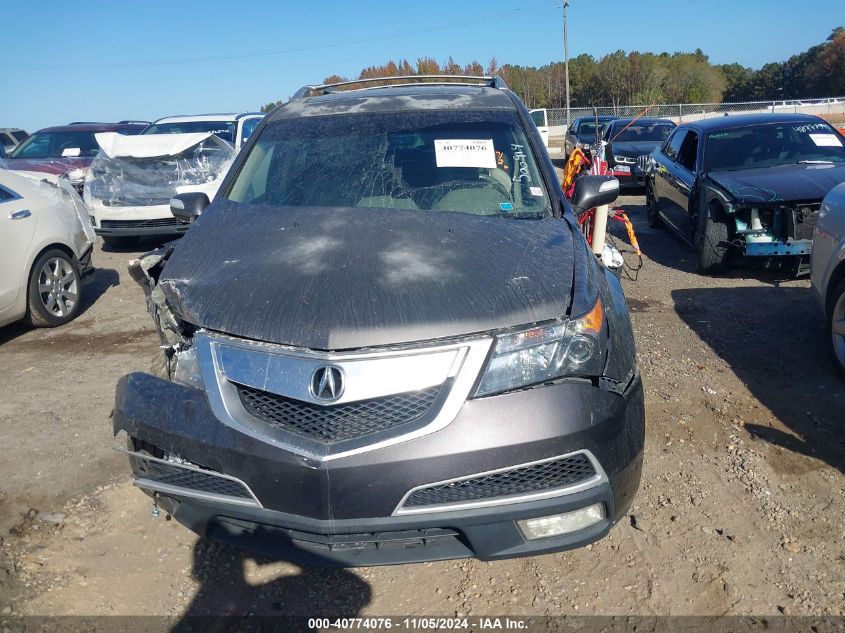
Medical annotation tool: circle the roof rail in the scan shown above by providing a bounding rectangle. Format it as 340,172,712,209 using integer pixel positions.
118,120,151,125
292,75,509,100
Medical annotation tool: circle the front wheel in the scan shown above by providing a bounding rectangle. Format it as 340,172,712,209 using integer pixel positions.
696,210,732,275
26,249,82,327
828,278,845,380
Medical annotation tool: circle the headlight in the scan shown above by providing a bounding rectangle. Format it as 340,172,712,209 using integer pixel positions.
475,299,606,397
613,155,635,164
171,346,203,390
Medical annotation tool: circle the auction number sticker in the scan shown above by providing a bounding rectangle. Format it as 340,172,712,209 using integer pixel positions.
434,139,496,168
809,133,842,147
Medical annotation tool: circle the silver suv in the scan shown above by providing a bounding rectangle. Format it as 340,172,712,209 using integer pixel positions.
812,181,845,378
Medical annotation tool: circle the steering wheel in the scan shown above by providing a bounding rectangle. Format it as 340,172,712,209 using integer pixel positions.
477,173,512,200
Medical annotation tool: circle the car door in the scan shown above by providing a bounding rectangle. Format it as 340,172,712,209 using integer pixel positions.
654,129,695,242
0,182,36,311
237,116,264,150
529,109,549,148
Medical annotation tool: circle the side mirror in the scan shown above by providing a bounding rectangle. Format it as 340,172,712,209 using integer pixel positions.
570,175,619,214
170,192,210,223
636,154,653,173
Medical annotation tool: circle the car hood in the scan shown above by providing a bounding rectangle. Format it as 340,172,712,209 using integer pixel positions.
609,141,663,158
157,201,580,350
707,163,845,204
4,157,92,176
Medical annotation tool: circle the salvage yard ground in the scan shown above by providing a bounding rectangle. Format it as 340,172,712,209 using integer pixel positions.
0,194,843,617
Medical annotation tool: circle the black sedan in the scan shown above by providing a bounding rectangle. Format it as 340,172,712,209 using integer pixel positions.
564,115,616,157
643,113,845,274
603,118,676,188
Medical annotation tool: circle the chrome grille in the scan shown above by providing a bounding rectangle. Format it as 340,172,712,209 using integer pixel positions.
236,383,441,444
402,453,598,508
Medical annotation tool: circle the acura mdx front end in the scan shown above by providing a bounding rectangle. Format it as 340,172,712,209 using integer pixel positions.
114,76,645,566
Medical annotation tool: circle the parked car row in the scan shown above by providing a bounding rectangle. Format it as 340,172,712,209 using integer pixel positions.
0,111,265,327
3,75,844,575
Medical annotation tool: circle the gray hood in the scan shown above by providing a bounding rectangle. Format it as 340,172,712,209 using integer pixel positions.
158,201,580,350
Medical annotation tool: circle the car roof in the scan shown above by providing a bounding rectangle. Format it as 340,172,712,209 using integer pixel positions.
682,112,826,132
574,115,616,122
269,85,517,121
34,122,146,133
152,113,263,124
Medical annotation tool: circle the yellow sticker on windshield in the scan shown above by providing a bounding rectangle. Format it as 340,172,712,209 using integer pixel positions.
434,139,496,168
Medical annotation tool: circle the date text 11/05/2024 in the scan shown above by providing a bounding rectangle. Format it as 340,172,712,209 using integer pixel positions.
307,617,529,630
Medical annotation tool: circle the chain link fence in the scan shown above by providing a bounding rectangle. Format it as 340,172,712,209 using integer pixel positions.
545,96,845,142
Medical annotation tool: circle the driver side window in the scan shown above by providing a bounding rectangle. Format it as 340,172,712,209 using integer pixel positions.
663,129,687,161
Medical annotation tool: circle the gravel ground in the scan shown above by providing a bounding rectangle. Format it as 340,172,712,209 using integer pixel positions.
0,194,843,619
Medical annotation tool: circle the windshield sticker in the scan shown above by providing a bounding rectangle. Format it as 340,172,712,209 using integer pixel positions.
500,202,514,211
434,139,496,168
709,132,729,140
511,144,531,182
495,150,509,172
61,147,81,157
809,133,842,147
529,186,543,196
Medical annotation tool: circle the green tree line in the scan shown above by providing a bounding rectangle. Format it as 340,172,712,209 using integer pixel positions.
261,28,844,112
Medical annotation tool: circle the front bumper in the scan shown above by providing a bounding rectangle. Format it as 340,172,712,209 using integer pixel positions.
91,203,190,237
114,371,644,566
609,164,646,186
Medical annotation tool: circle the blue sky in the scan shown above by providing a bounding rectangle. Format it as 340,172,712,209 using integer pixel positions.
1,0,841,131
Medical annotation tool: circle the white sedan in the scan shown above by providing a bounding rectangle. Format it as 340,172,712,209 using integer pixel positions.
0,169,96,328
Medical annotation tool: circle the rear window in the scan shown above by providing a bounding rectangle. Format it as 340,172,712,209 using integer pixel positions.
11,130,28,142
228,110,551,218
144,121,237,145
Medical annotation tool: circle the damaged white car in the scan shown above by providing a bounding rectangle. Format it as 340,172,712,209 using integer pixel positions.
84,132,235,248
0,169,96,328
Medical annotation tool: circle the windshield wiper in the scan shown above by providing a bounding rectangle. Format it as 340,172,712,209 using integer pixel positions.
796,160,835,165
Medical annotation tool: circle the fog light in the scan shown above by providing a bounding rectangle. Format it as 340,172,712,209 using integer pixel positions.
517,504,605,541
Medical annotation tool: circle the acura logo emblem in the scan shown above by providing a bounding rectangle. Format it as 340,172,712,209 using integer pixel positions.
310,365,344,402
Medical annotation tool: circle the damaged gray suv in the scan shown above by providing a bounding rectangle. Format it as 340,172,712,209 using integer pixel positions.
116,76,644,566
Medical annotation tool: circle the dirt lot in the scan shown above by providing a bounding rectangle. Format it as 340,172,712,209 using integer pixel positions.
0,195,843,620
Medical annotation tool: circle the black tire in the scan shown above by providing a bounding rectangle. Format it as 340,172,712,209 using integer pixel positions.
645,181,663,228
102,235,139,249
26,248,82,327
827,277,845,380
696,208,733,275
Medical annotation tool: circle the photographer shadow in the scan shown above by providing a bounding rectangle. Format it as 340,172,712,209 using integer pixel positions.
172,538,372,632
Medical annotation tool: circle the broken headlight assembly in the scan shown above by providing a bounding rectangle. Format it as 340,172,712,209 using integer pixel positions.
171,345,203,390
475,299,607,397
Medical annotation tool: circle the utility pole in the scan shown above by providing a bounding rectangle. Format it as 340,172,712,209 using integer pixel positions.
563,0,571,130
